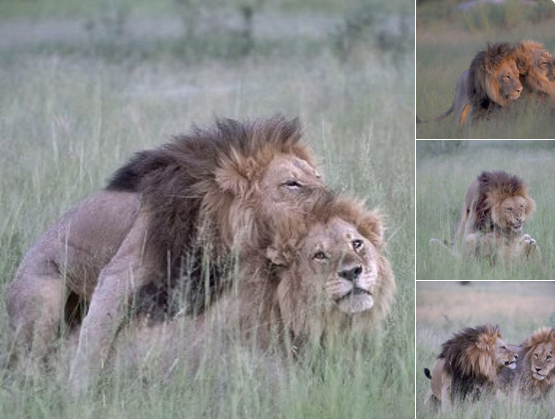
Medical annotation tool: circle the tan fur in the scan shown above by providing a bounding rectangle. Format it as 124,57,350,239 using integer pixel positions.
418,43,521,129
4,116,325,393
84,195,396,380
452,171,538,264
500,328,555,400
514,40,555,102
423,325,517,412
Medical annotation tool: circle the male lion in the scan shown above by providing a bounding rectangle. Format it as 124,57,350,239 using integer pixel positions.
514,40,555,102
455,170,539,264
499,327,555,400
423,324,518,412
75,192,396,381
417,43,522,129
4,116,325,392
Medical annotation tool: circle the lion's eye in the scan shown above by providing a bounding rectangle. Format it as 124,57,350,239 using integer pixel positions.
506,207,512,211
501,346,506,349
534,354,539,359
283,180,303,190
352,239,364,251
546,355,552,360
313,251,327,261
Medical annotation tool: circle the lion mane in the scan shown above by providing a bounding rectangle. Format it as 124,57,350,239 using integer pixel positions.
439,324,507,401
473,170,535,232
517,327,555,400
5,116,326,393
514,40,555,100
417,43,521,129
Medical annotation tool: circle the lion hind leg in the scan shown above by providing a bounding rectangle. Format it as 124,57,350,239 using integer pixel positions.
459,103,471,128
5,269,66,372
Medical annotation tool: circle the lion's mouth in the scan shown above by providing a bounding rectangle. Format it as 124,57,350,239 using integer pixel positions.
504,360,516,369
335,288,374,314
532,371,547,380
510,222,523,232
505,91,521,101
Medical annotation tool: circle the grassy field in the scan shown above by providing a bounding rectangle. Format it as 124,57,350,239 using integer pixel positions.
416,281,555,419
0,0,414,418
416,0,555,139
416,140,555,281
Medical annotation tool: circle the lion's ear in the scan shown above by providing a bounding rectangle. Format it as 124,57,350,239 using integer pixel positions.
266,246,294,267
215,153,257,195
476,334,497,352
525,196,536,217
358,209,385,248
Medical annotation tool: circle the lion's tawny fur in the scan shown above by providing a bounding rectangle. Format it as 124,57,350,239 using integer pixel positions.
516,327,555,400
4,116,326,394
514,40,555,101
90,193,396,380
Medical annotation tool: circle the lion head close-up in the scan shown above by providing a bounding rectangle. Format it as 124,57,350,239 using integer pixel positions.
467,42,522,111
473,170,536,235
514,40,555,98
518,327,555,399
234,193,396,351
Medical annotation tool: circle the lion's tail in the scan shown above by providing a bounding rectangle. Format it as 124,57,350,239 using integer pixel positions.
424,368,432,380
416,103,454,124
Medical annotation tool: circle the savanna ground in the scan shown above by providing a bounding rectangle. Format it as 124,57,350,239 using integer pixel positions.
416,281,555,419
416,0,555,139
416,140,554,281
0,0,415,418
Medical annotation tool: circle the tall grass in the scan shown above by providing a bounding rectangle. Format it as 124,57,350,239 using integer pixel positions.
416,281,555,419
0,0,414,417
416,141,555,281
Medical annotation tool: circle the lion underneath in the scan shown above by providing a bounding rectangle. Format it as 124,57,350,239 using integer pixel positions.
430,170,539,265
66,193,396,382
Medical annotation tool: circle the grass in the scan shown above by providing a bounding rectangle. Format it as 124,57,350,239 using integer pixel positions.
416,281,555,419
0,0,414,418
416,0,554,139
416,140,555,281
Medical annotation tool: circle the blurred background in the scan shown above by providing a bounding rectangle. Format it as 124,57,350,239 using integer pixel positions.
416,280,555,419
416,0,555,139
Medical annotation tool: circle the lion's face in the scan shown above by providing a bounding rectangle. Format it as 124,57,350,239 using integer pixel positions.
524,49,555,95
496,57,522,104
291,217,379,315
493,195,527,233
257,153,322,210
529,342,554,381
495,337,518,369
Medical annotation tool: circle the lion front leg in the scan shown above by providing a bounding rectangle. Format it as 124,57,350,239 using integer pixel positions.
68,214,151,396
517,234,541,262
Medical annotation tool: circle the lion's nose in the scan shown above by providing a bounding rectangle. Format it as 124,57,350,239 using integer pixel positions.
514,354,518,359
535,367,542,372
338,265,363,282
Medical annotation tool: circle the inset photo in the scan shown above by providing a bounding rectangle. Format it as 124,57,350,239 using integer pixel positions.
416,140,554,280
416,0,554,139
416,281,555,419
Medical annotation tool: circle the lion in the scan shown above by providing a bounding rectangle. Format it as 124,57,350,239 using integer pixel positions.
423,324,518,412
417,43,522,129
4,116,326,392
454,170,539,264
499,327,555,400
70,192,396,382
514,40,555,102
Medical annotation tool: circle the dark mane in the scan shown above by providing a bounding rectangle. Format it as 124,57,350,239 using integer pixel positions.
107,116,315,315
438,324,501,401
467,42,514,109
473,170,526,232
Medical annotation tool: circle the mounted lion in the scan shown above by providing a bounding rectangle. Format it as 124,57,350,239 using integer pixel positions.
74,192,396,380
514,40,555,102
431,170,539,264
423,324,518,412
4,116,326,393
417,43,522,129
499,327,555,400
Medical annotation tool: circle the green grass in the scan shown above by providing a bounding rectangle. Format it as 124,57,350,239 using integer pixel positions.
416,141,555,281
0,1,414,418
416,1,554,139
416,281,555,419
